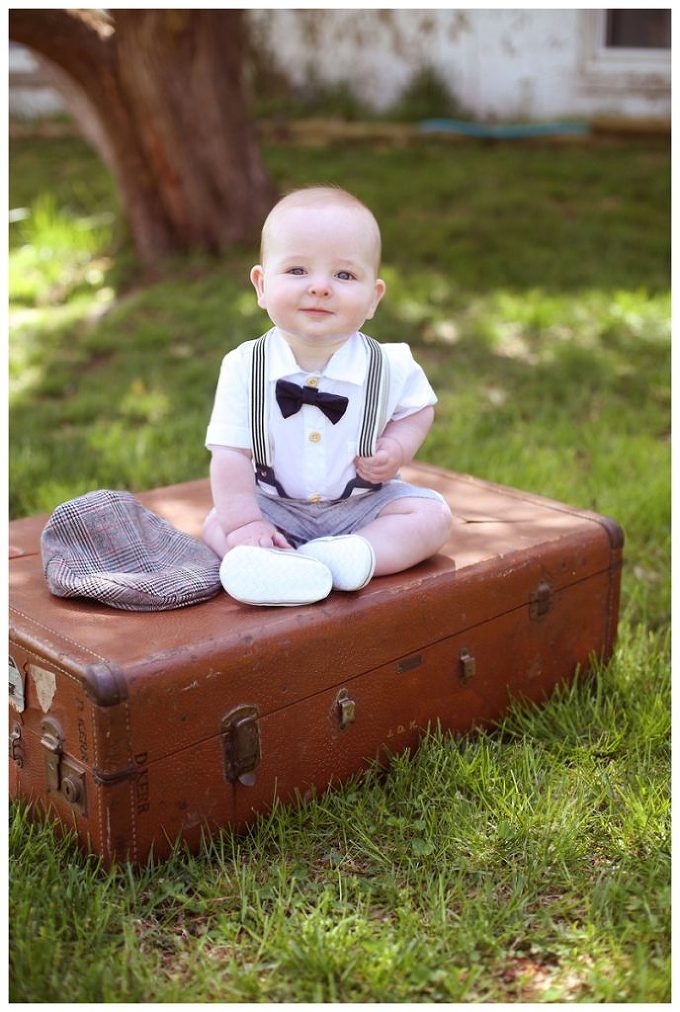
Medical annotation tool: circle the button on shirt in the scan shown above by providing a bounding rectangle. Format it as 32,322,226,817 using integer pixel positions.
205,328,437,502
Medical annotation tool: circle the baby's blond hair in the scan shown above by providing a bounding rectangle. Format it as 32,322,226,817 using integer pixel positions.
260,186,382,270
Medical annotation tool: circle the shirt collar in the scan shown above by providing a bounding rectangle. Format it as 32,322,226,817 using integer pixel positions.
267,328,368,387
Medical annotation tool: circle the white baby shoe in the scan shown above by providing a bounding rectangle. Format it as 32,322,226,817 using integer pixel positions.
219,546,332,607
296,535,376,592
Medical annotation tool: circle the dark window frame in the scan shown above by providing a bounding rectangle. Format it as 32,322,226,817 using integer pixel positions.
605,9,671,50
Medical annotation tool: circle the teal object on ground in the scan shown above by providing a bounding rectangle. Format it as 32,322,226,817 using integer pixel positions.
419,118,590,139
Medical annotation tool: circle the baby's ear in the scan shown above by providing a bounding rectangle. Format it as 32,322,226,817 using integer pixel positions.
366,277,386,320
250,265,266,308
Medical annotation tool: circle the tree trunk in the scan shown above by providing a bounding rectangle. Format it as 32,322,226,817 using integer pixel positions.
9,9,277,265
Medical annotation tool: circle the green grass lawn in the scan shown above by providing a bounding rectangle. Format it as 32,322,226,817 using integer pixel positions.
9,128,670,1002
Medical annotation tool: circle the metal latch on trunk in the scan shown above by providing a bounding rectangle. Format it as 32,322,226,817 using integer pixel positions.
530,581,553,619
336,688,357,730
9,723,24,768
40,715,87,813
459,648,476,684
221,705,260,786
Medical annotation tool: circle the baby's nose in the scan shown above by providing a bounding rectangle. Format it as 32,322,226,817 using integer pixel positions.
308,276,331,296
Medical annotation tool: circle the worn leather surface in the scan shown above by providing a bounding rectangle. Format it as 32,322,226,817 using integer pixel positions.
8,464,623,864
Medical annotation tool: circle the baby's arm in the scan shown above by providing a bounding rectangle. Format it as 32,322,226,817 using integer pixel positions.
354,405,434,483
208,445,291,550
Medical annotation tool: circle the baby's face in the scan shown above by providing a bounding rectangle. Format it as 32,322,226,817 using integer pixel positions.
250,203,385,360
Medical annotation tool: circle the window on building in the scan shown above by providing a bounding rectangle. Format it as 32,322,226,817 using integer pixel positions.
605,9,671,50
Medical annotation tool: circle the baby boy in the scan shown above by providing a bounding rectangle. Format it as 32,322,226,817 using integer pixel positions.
202,186,452,605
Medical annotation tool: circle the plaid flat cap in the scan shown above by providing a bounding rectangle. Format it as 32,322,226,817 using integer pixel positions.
41,489,222,611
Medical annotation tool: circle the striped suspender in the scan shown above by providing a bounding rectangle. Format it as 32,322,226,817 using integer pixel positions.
357,333,390,458
250,333,271,469
249,330,390,477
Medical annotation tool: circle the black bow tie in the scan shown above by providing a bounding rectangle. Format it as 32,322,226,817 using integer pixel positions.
275,379,349,425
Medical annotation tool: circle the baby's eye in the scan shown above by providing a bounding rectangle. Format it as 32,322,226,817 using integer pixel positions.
286,267,306,276
336,270,356,281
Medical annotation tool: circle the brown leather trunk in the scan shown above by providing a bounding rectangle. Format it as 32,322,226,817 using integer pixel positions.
9,464,623,866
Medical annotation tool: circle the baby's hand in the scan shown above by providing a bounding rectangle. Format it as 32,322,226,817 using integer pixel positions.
226,520,291,551
354,436,404,483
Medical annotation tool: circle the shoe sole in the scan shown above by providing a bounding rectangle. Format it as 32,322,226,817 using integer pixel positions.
220,545,332,606
297,535,376,592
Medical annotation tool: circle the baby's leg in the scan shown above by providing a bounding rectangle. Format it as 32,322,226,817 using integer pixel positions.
358,496,453,576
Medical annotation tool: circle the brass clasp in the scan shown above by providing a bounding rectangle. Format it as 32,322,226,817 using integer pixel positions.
336,688,356,730
9,723,24,768
39,715,86,812
530,581,553,619
459,648,476,684
221,705,260,786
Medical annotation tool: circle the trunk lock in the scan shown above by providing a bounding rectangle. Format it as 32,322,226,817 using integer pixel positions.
221,705,260,786
39,715,87,813
459,648,476,684
336,688,356,730
9,723,24,768
530,581,553,619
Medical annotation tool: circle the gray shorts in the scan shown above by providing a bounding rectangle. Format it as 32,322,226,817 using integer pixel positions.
257,480,446,548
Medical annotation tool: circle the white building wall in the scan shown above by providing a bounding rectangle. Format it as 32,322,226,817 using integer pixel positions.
249,8,671,121
10,10,671,122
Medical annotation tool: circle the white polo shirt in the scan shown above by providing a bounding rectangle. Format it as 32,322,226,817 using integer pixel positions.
205,328,437,502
